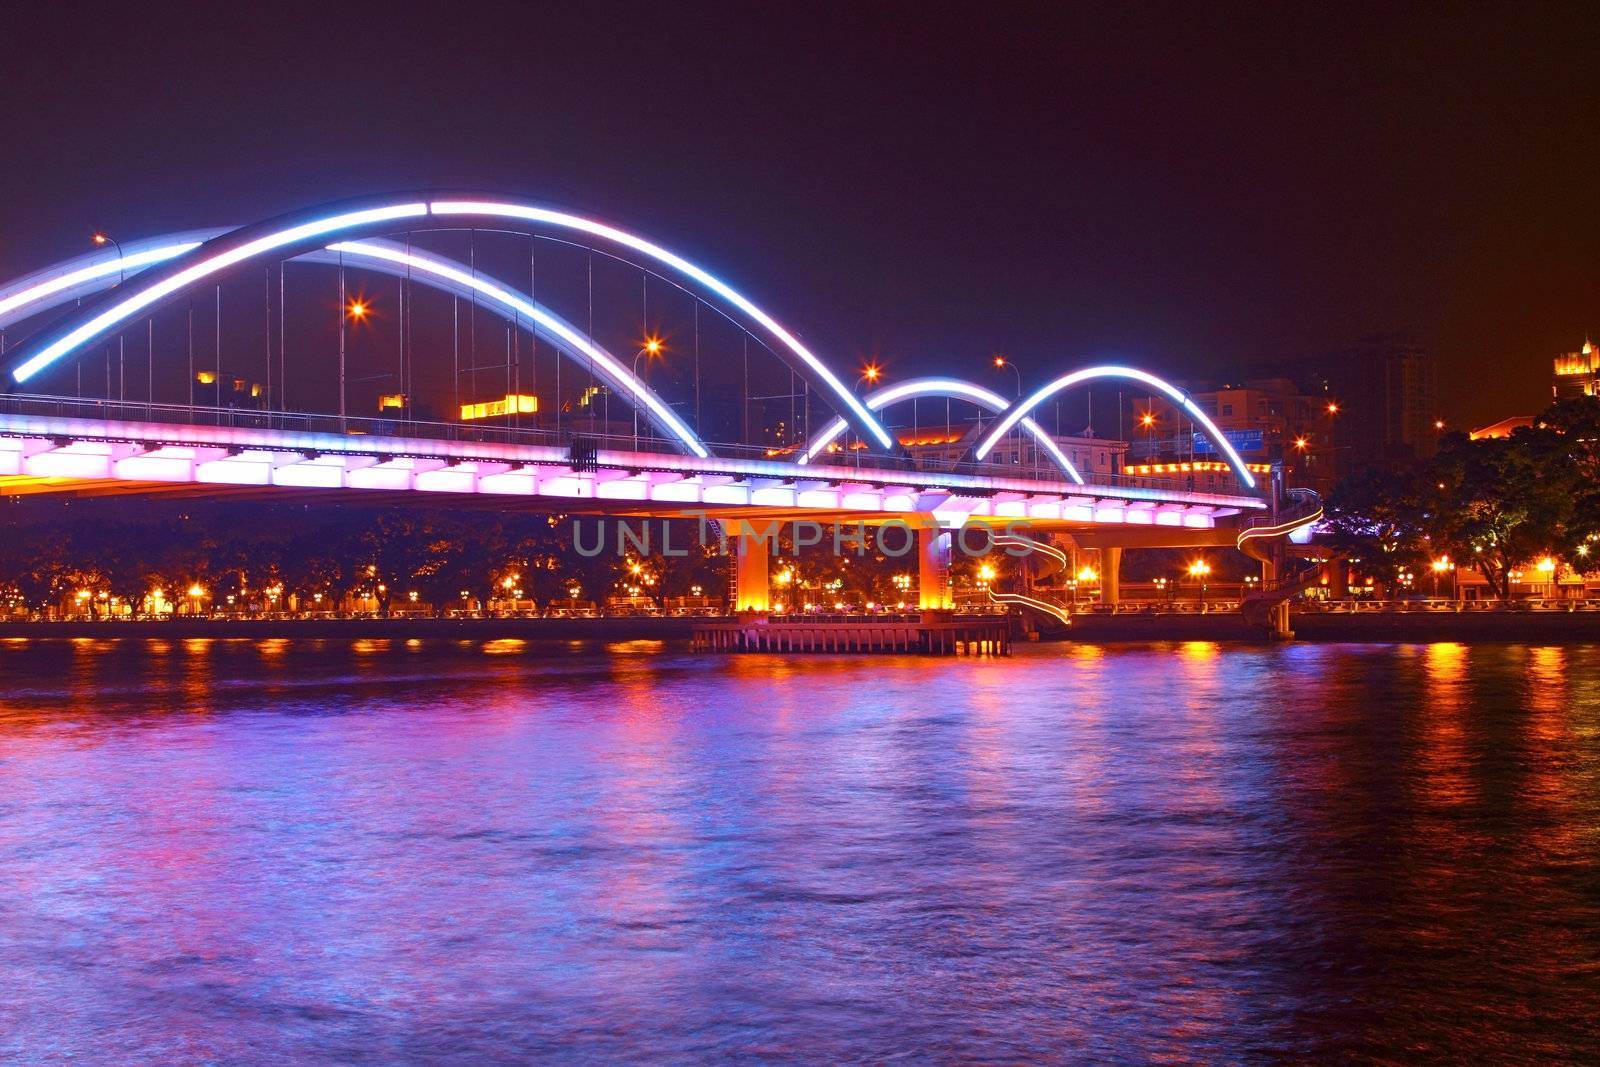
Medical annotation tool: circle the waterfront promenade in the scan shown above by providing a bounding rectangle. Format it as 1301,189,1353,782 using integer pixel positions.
9,601,1600,644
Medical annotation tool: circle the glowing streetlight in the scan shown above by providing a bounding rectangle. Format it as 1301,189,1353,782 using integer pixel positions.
92,232,127,284
992,354,1021,398
1434,419,1445,430
1293,436,1309,451
346,299,369,320
1139,411,1156,428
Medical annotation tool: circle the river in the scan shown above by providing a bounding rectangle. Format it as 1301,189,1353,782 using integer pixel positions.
1,638,1597,1062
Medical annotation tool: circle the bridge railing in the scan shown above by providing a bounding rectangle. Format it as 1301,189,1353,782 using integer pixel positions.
0,391,1264,497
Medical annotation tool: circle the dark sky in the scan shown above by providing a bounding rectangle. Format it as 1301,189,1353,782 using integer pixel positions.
2,3,1597,426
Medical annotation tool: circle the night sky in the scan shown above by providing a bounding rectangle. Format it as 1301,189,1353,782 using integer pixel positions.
3,4,1597,426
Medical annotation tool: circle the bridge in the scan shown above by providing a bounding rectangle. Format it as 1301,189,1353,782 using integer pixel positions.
0,192,1316,634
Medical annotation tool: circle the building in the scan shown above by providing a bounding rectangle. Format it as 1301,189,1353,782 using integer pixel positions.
1553,339,1600,400
1313,339,1439,466
898,426,1127,481
1469,415,1535,440
1125,376,1334,495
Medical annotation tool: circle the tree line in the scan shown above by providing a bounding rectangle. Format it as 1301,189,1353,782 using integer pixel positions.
1322,396,1600,597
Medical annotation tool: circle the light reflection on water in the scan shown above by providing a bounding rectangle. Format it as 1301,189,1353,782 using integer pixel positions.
0,638,1597,1062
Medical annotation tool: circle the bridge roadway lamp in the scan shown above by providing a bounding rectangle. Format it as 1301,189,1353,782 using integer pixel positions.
5,194,895,452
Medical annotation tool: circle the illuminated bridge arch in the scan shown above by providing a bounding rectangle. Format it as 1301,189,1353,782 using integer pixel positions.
0,193,895,451
798,376,1085,484
974,365,1259,491
0,232,712,458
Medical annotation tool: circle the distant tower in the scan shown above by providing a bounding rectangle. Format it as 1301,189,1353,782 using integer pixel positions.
1553,338,1600,400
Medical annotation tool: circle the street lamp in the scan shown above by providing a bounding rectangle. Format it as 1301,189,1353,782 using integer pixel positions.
992,354,1021,398
633,337,664,449
1188,559,1211,610
92,232,127,284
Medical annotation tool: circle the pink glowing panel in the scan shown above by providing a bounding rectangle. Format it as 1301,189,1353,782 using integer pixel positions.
477,472,538,495
1094,507,1125,523
881,491,917,511
1155,511,1183,527
702,484,750,506
840,491,880,510
1125,509,1154,525
649,480,704,503
537,476,592,498
273,463,345,489
1027,500,1062,519
596,477,649,501
26,451,114,479
1183,513,1214,528
415,468,481,494
1062,505,1095,522
196,459,273,486
116,453,196,482
348,466,418,492
750,486,796,507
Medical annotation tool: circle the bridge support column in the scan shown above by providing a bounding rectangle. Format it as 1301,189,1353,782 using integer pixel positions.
1323,558,1347,600
1262,547,1293,639
733,522,772,612
918,525,953,610
1100,546,1122,608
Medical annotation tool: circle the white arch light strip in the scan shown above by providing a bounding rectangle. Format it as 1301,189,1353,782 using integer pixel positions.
797,376,1085,483
0,232,710,458
8,198,895,452
325,240,709,457
427,201,893,450
975,365,1257,490
0,239,206,327
11,204,430,383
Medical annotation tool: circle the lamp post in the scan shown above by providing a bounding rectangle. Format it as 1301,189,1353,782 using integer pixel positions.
633,337,662,449
1188,560,1211,611
93,234,128,401
992,354,1021,399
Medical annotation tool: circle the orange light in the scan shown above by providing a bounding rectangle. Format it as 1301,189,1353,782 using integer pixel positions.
347,300,368,320
863,364,881,382
1139,412,1155,427
992,355,1006,368
1434,419,1445,430
92,233,109,245
1326,402,1339,414
1294,436,1308,450
644,337,663,355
